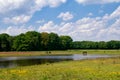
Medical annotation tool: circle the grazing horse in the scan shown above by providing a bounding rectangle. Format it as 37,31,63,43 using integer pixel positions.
46,51,51,54
82,51,87,56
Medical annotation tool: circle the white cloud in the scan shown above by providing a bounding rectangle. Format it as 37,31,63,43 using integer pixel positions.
0,26,35,35
0,0,67,14
0,0,67,24
0,1,120,41
35,0,66,8
88,12,93,16
0,0,25,14
110,6,120,19
75,0,120,4
39,6,120,41
1,5,120,41
38,21,59,33
36,19,45,24
48,0,66,7
3,15,31,24
57,12,74,21
97,18,120,40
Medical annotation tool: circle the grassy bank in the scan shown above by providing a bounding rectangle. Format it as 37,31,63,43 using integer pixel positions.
0,57,120,80
0,50,120,57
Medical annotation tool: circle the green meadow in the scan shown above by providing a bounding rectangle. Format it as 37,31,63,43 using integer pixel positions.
0,50,120,57
0,50,120,80
0,57,120,80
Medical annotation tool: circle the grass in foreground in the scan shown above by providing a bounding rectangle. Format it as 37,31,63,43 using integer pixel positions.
0,50,120,57
0,57,120,80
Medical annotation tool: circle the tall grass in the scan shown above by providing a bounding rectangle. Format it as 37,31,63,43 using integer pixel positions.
0,57,120,80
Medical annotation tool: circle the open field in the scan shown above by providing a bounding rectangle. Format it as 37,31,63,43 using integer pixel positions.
0,50,120,57
0,57,120,80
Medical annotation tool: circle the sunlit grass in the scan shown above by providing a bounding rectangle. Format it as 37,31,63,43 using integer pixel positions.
0,50,120,57
0,57,120,80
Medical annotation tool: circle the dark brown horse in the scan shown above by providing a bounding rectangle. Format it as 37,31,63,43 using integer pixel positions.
82,51,87,56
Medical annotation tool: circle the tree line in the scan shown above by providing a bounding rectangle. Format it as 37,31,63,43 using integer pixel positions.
0,31,120,51
0,31,72,51
72,41,120,49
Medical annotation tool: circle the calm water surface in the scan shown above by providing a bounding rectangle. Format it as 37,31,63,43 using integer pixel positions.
0,54,113,68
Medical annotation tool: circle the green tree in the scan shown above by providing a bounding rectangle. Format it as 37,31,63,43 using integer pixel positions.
98,41,107,49
25,31,41,51
12,33,28,51
48,33,60,50
107,40,120,49
41,32,49,50
1,31,120,51
0,33,11,51
60,36,73,50
72,41,98,49
71,41,81,49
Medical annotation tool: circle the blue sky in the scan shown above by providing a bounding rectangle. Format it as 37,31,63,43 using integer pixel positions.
0,0,120,41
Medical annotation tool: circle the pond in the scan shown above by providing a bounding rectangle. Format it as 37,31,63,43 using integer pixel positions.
0,54,113,68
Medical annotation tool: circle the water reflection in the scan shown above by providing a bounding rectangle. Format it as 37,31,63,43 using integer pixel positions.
0,55,73,68
73,54,111,60
0,54,112,68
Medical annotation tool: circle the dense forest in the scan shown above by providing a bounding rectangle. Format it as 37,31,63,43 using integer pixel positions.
0,31,120,51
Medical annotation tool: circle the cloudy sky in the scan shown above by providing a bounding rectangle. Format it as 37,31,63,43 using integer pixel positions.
0,0,120,41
